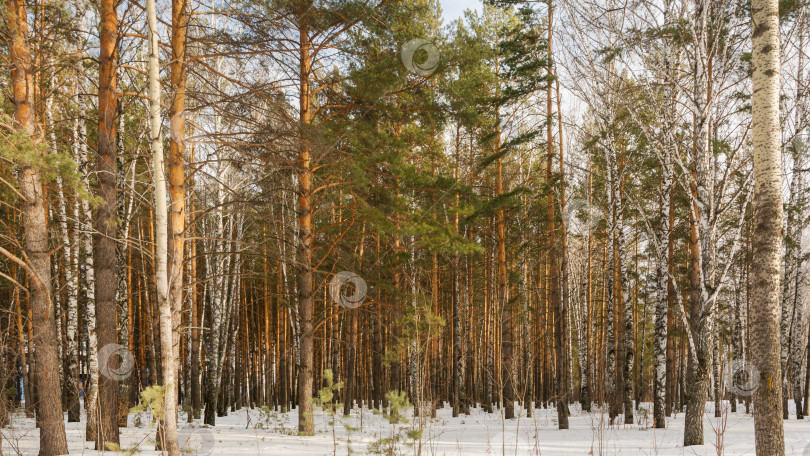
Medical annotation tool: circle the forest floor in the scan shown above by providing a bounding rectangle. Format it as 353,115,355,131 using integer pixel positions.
4,400,810,455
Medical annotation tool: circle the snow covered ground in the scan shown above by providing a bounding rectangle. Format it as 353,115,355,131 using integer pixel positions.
4,401,810,455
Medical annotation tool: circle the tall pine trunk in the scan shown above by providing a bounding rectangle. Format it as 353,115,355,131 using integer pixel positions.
296,7,316,434
6,0,70,452
452,132,464,417
547,0,568,428
496,152,513,420
94,0,121,447
169,0,189,413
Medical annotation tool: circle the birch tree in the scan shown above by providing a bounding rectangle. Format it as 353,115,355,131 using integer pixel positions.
146,0,180,451
750,0,785,453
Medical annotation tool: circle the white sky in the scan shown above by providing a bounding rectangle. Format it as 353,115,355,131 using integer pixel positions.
440,0,481,24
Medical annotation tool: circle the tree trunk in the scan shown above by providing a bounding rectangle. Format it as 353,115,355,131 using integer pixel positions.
78,90,99,442
343,309,357,416
617,166,634,425
580,165,593,412
296,12,316,435
189,180,202,418
147,0,180,451
452,132,464,417
683,195,712,447
750,0,785,453
547,0,568,428
94,0,121,447
496,154,513,420
653,147,673,428
6,0,70,452
654,2,675,428
789,6,807,420
605,139,620,422
684,0,714,445
169,0,189,413
52,76,81,423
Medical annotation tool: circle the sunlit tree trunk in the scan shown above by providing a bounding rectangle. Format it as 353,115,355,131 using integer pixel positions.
781,131,800,420
6,0,70,452
604,138,620,422
580,165,593,412
788,5,807,420
616,170,634,425
146,0,180,451
78,75,100,442
50,68,81,423
750,0,785,453
496,148,514,420
654,1,675,429
452,128,464,417
296,5,315,435
547,0,568,428
169,0,189,414
93,0,122,447
684,0,714,446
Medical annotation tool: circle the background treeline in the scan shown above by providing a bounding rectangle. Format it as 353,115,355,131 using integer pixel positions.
0,0,807,454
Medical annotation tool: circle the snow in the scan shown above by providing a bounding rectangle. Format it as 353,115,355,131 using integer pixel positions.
4,401,810,455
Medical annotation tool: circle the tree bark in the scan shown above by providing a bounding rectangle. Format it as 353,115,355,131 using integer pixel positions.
169,0,189,411
654,1,675,428
94,0,121,447
296,7,315,435
496,153,513,420
605,139,621,422
6,0,70,453
453,131,464,417
788,5,807,420
78,86,100,442
750,0,785,453
52,73,81,423
684,0,714,445
147,0,180,451
617,163,634,425
343,309,357,416
547,0,569,428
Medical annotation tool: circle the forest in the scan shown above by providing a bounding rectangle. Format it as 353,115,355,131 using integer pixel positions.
0,0,804,454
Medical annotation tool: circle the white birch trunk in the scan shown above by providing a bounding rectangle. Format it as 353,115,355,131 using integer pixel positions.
616,173,634,424
604,139,618,421
146,0,180,451
78,78,100,441
750,0,785,453
653,0,675,429
684,0,716,445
